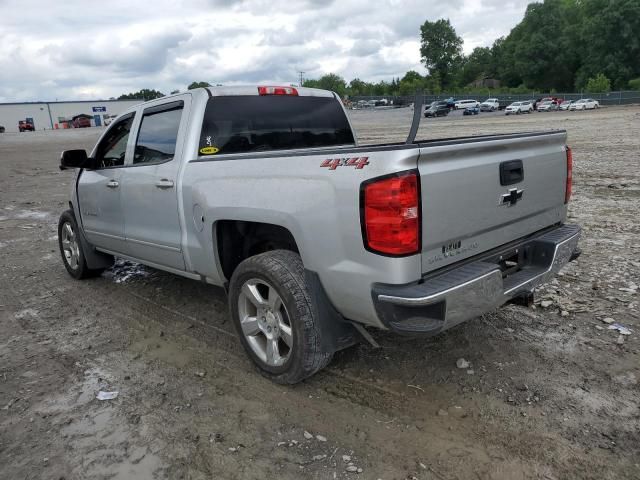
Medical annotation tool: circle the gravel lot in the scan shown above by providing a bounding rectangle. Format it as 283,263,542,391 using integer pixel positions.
1,106,638,480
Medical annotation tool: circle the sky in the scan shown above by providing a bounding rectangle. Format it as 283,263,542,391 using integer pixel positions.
0,0,531,102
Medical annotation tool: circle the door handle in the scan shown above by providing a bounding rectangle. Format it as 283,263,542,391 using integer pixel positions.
106,180,119,188
155,179,174,189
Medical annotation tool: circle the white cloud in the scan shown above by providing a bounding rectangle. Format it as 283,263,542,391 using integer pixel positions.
0,0,530,101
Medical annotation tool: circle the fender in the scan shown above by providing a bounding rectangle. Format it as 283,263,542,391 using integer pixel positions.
69,170,113,270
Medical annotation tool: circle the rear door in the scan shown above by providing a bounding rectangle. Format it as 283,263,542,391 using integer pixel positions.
417,132,569,273
78,113,135,253
120,96,190,270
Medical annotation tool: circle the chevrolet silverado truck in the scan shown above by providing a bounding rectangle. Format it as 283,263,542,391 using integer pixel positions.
57,86,580,384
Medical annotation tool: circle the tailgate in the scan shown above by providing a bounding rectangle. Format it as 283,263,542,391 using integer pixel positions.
418,132,569,274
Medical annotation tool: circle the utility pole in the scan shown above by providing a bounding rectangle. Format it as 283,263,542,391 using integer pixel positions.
298,71,305,86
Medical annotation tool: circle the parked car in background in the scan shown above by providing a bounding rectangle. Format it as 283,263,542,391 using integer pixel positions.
18,120,34,132
72,115,92,128
569,98,599,110
443,97,457,109
480,98,500,111
505,101,533,115
463,105,480,115
559,100,573,110
424,102,450,118
537,101,559,112
454,99,480,110
540,96,562,105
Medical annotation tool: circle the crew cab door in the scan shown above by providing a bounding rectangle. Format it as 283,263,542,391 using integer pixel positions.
77,113,135,253
120,97,190,270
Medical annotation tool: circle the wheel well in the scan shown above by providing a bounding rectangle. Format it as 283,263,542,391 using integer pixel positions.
216,220,299,281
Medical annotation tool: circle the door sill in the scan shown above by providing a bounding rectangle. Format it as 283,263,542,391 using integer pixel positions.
96,248,202,281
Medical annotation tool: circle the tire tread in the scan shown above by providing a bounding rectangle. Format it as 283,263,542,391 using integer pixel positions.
229,250,332,384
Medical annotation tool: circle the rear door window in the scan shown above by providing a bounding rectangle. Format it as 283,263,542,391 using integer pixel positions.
199,95,354,155
134,101,184,165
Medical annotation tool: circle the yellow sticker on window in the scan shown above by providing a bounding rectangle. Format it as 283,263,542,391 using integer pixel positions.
199,146,219,155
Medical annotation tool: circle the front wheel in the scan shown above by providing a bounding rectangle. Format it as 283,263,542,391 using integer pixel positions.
58,210,105,279
229,250,333,384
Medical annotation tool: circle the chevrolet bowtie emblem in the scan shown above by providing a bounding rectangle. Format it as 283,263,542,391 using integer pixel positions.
500,188,523,206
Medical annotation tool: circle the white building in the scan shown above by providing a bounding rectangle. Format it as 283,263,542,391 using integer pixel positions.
0,99,142,132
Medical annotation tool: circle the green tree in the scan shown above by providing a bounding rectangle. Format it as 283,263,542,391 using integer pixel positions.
629,78,640,90
301,78,321,89
576,0,640,89
348,78,374,96
170,89,180,94
188,81,211,90
118,89,164,101
495,0,581,91
419,18,463,89
314,74,347,96
459,47,493,87
585,73,611,92
398,70,425,95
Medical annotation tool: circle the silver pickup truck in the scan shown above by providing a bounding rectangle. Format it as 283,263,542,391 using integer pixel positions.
58,86,580,383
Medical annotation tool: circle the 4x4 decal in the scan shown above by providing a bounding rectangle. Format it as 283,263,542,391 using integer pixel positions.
321,157,369,170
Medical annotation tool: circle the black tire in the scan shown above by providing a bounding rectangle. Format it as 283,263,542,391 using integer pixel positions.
228,250,333,384
58,210,105,279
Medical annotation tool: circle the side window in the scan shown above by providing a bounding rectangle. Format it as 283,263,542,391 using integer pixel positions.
134,103,183,165
95,114,134,168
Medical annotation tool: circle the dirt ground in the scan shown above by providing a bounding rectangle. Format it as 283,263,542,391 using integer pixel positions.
1,106,638,480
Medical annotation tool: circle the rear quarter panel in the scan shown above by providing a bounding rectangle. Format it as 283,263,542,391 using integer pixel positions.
180,146,422,327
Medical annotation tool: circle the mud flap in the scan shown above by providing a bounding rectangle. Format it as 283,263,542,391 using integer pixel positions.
304,270,360,354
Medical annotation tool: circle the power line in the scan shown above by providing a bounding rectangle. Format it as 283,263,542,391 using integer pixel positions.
298,71,305,86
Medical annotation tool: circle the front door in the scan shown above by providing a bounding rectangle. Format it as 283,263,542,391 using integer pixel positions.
120,98,189,270
77,113,135,253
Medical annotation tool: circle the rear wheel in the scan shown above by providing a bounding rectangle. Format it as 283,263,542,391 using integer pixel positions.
58,210,105,279
229,250,332,384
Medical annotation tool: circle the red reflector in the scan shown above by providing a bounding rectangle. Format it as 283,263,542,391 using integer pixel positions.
362,171,420,256
565,145,572,204
258,86,298,96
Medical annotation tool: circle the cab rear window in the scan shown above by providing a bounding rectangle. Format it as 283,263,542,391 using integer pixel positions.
199,95,354,155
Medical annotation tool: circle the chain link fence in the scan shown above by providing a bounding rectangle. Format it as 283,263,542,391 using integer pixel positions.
351,90,640,106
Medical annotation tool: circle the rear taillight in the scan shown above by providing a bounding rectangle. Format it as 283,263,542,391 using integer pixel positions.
361,171,421,256
565,145,573,204
258,86,298,96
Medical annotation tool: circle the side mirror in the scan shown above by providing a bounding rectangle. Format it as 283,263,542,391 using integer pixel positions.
60,149,93,170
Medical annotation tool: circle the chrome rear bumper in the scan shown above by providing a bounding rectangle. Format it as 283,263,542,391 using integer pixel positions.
372,224,581,335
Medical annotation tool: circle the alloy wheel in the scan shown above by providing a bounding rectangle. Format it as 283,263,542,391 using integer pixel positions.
237,278,293,367
61,221,80,270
